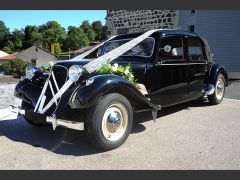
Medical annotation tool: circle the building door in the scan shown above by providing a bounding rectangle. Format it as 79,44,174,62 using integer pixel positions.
31,59,36,66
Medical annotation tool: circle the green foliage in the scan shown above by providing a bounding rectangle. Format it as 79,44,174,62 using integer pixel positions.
92,21,106,41
0,59,31,76
23,25,43,47
86,28,96,42
0,19,106,53
96,61,139,87
39,60,57,73
0,62,11,74
11,29,24,50
54,43,62,54
43,21,67,44
3,40,14,53
0,20,10,49
64,26,89,51
80,20,91,32
2,46,11,53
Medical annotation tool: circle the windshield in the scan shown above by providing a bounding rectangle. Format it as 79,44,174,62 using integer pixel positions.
102,37,155,58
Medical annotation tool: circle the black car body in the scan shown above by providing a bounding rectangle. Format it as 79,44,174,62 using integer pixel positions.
14,29,229,150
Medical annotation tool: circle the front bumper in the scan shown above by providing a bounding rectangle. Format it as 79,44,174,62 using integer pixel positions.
46,116,84,131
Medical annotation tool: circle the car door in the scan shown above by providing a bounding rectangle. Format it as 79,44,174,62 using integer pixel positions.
146,35,189,107
186,36,210,100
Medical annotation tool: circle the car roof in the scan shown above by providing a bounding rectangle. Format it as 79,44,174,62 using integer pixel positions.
112,29,199,40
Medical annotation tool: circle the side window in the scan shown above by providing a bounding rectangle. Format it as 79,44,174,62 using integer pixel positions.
188,38,204,61
159,36,184,61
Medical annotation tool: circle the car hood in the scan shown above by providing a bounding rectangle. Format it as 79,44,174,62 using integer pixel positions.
55,59,92,69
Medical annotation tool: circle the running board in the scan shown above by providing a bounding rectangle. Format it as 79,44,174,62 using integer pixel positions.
46,116,84,131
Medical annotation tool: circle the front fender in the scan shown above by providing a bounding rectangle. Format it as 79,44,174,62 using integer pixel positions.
69,74,160,111
14,78,42,105
207,64,229,86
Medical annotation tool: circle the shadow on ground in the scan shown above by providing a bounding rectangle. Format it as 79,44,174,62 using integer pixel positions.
0,98,213,156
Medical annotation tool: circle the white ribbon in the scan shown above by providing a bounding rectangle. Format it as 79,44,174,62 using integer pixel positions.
35,29,160,114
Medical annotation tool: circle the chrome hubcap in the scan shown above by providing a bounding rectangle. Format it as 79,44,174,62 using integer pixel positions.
216,78,225,100
102,103,128,142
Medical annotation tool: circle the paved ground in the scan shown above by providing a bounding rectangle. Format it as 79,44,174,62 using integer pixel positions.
0,82,240,169
225,80,240,100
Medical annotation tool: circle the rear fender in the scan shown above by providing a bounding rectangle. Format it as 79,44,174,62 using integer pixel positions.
207,64,229,86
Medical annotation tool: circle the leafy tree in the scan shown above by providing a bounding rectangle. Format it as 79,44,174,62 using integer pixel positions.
43,21,66,44
80,20,91,32
86,28,96,42
2,46,11,53
80,20,96,42
0,20,10,49
54,42,62,54
11,29,24,50
23,25,43,48
92,21,103,40
2,40,14,53
64,26,89,51
100,25,107,40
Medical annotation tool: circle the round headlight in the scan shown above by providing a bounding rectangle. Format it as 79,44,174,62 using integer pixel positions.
68,65,85,82
26,66,40,80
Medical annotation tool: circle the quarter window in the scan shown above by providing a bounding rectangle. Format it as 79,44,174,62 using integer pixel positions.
188,38,204,61
159,36,184,61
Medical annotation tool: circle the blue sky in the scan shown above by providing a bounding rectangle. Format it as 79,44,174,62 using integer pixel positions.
0,10,107,32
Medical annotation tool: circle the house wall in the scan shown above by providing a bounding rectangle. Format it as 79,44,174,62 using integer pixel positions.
16,46,57,66
179,10,240,78
106,10,179,36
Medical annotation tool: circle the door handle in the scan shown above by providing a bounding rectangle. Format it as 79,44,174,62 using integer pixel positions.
155,61,162,67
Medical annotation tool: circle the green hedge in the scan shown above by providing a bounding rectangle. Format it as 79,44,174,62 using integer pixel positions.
0,59,31,77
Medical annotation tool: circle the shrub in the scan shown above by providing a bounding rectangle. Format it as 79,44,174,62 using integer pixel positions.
0,62,11,74
0,58,31,77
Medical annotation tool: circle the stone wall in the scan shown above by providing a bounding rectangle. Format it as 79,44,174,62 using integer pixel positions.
106,10,179,36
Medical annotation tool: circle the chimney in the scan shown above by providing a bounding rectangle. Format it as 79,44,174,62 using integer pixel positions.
50,43,55,54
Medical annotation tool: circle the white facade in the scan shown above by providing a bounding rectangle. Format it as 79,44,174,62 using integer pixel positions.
179,10,240,79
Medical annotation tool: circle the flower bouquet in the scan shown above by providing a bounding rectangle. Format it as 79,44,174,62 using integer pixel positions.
96,61,148,95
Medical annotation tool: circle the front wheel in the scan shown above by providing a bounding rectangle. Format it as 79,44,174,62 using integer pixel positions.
85,93,133,151
208,73,226,105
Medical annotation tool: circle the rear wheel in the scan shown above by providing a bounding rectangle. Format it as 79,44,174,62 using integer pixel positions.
85,93,133,151
208,73,226,105
21,101,47,127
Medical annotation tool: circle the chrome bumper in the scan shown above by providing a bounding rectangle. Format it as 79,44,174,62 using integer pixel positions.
46,116,84,131
10,105,25,115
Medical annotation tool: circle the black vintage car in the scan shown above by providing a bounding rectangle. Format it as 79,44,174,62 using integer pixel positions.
14,29,229,150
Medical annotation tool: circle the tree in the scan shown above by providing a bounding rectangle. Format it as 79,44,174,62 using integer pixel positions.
2,46,11,53
54,43,62,54
64,26,89,51
11,29,24,50
43,21,66,44
86,28,96,42
0,20,10,49
80,20,96,42
80,20,91,32
23,25,43,48
2,40,14,53
92,21,103,40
